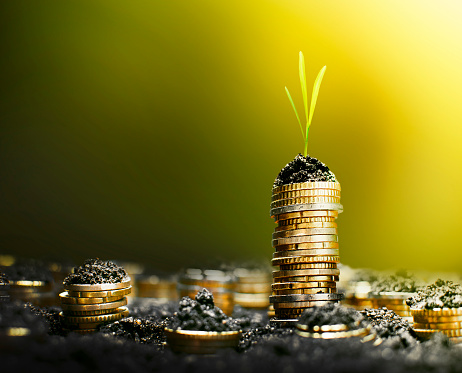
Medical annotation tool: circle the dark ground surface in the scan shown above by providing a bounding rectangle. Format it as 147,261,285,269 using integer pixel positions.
3,298,462,373
273,154,337,187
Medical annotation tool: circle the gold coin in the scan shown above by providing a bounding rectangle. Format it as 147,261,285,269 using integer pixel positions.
273,268,340,278
272,189,341,201
273,235,338,246
62,308,121,316
272,255,340,266
278,217,337,226
272,182,341,194
64,279,131,292
273,248,339,258
59,292,124,305
60,307,129,324
273,227,338,239
67,287,132,298
411,308,462,316
235,283,271,293
279,263,338,271
61,297,127,312
272,281,337,290
414,328,462,337
273,275,339,283
273,300,340,309
274,210,339,222
413,322,462,330
275,222,337,232
275,287,336,295
373,299,407,306
271,196,341,208
413,315,462,323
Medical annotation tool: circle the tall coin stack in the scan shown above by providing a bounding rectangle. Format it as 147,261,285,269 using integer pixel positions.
270,181,344,324
59,279,131,334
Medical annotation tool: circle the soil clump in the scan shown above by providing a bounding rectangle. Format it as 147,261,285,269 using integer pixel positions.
64,259,128,285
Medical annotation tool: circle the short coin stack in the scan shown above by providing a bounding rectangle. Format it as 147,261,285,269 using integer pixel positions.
371,292,415,324
270,181,344,324
233,268,272,309
411,308,462,344
59,279,131,334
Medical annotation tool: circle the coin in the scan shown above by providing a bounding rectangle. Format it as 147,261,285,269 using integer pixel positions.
272,227,338,239
273,275,339,283
60,307,129,324
271,203,343,217
235,283,271,293
274,249,339,258
67,287,132,298
272,255,340,266
413,315,462,323
273,268,340,278
62,308,121,316
410,308,462,316
272,281,337,290
278,217,337,226
275,210,339,222
270,293,343,303
271,196,341,208
59,292,124,305
274,287,336,295
279,263,338,271
61,297,127,312
273,235,338,246
413,322,461,330
275,222,337,232
414,328,462,337
273,300,342,309
272,189,341,201
275,242,339,251
272,182,341,194
64,279,131,292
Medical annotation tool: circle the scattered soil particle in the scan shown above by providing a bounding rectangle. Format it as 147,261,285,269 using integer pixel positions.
371,271,419,293
170,288,241,332
297,303,369,330
64,259,128,285
25,304,65,336
406,279,462,309
100,317,167,346
4,259,53,283
273,154,337,187
360,307,417,342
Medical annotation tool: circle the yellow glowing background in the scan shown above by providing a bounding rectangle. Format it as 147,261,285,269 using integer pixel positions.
1,1,462,272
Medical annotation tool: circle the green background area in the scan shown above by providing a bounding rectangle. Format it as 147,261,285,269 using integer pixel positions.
1,1,462,272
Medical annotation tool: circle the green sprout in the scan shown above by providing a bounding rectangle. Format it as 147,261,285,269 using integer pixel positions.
285,51,326,157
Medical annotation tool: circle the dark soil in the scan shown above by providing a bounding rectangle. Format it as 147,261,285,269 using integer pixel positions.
64,259,128,285
297,303,369,330
0,272,8,285
26,304,65,336
361,307,417,344
406,279,462,309
0,301,48,335
169,288,241,332
371,271,419,293
4,259,53,283
273,154,337,187
100,317,168,345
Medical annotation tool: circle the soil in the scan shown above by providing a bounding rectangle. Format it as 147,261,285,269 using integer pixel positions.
0,301,48,335
273,154,337,187
169,288,241,332
297,303,369,330
361,307,417,343
406,279,462,309
4,259,53,283
371,272,418,293
64,259,128,285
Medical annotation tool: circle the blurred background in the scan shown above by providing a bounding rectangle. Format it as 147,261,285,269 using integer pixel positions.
0,0,461,272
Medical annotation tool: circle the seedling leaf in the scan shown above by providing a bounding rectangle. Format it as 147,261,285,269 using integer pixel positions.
308,65,327,129
299,51,309,125
285,86,304,139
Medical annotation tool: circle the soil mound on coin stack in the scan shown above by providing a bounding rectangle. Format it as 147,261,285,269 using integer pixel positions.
270,154,343,325
64,258,128,285
274,154,337,187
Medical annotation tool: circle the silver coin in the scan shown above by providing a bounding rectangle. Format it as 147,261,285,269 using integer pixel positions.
270,293,344,303
272,235,338,246
271,203,343,217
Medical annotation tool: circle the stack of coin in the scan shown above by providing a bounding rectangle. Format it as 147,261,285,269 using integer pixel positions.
178,269,235,316
233,268,272,309
0,282,9,302
270,181,344,324
411,308,462,344
295,322,376,342
59,279,131,334
8,280,55,307
138,275,178,301
342,281,373,310
370,292,414,324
